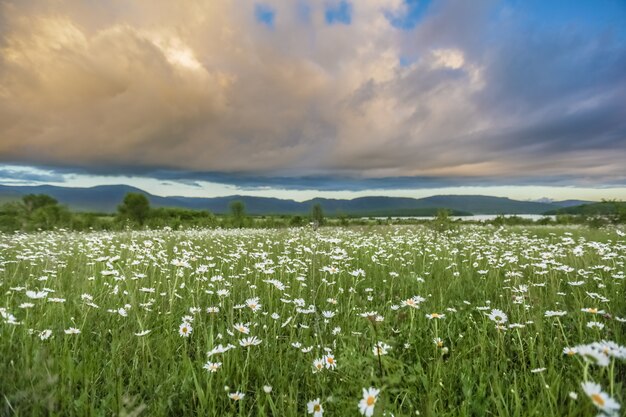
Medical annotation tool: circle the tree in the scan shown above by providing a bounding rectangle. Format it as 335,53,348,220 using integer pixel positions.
0,202,23,232
22,194,58,216
289,215,304,227
0,194,73,231
430,208,454,233
117,193,150,225
311,203,324,229
229,200,246,228
31,204,71,230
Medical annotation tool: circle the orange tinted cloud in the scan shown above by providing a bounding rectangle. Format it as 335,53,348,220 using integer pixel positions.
0,0,624,182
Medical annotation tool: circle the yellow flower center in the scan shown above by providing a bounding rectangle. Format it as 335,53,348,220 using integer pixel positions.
366,396,376,406
431,313,440,318
327,357,334,364
437,341,444,347
567,350,576,356
589,308,597,314
313,404,321,412
591,393,605,407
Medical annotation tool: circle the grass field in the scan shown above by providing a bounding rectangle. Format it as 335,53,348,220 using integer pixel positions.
1,225,625,416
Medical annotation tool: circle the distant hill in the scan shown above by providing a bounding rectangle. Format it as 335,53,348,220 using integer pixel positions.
408,195,557,214
532,198,593,207
544,201,626,216
550,199,594,207
0,184,573,215
0,184,148,212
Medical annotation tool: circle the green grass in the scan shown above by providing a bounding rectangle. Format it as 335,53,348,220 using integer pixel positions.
1,225,625,416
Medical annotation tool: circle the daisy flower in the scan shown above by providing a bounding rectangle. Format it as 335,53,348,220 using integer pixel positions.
372,342,391,356
349,269,365,277
239,336,262,347
64,327,81,335
312,358,325,373
426,313,445,320
179,322,193,337
203,361,222,373
307,398,324,417
228,391,245,401
563,347,578,356
594,341,626,359
401,296,425,309
26,290,47,299
323,354,337,370
207,343,236,357
581,381,620,414
581,308,605,315
39,329,52,340
245,297,262,312
487,309,508,324
234,323,250,334
358,387,380,417
544,310,567,317
577,345,610,367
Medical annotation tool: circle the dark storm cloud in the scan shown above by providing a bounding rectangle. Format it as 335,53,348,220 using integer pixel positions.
0,0,624,188
0,166,66,183
44,166,626,191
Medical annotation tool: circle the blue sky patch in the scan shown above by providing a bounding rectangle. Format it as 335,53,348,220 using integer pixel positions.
255,3,275,27
325,1,352,25
387,0,432,30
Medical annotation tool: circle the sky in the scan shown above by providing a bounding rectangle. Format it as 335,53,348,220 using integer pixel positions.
0,0,625,201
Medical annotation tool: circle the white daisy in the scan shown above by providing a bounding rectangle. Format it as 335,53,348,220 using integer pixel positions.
358,387,380,417
581,381,620,414
178,322,193,337
307,398,324,417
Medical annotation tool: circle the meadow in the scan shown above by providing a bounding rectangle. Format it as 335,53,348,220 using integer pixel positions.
1,225,625,416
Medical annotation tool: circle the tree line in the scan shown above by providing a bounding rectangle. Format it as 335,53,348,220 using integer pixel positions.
1,192,624,233
0,192,328,232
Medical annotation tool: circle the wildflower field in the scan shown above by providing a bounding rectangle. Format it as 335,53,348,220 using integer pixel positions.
1,225,625,416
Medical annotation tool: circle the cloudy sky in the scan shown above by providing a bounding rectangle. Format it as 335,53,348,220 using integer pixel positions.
0,0,625,201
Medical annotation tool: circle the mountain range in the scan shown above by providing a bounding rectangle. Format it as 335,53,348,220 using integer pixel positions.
0,184,593,216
